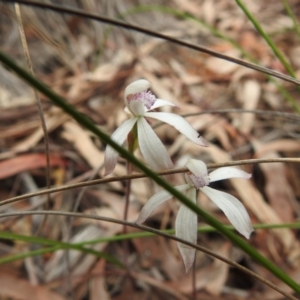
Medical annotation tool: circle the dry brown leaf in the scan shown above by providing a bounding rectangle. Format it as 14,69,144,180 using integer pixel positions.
259,153,296,222
62,121,104,170
7,114,68,155
205,49,241,75
255,139,300,157
132,234,167,269
139,56,164,74
0,86,34,108
239,31,269,60
178,243,230,295
87,189,139,225
202,0,216,24
0,120,41,139
0,153,65,180
62,121,125,182
0,273,66,300
45,225,111,282
131,271,189,300
205,243,230,295
253,262,298,300
169,59,202,85
237,79,261,134
207,118,233,151
290,46,300,68
90,260,111,300
84,49,134,82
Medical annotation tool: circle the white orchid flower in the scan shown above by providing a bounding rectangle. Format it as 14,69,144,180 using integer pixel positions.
136,159,253,272
104,80,208,175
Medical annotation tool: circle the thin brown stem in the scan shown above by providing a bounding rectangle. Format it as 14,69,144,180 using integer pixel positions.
152,109,300,130
123,162,132,234
0,210,297,300
14,3,51,236
123,162,134,285
123,162,131,263
192,254,196,299
1,158,300,207
3,0,300,86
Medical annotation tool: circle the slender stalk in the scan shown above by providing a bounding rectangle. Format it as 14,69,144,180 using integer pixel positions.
14,3,51,235
2,0,300,86
123,161,132,274
180,109,300,121
123,162,132,232
1,157,300,207
192,254,197,299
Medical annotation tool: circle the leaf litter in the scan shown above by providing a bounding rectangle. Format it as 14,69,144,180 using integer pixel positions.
1,0,300,299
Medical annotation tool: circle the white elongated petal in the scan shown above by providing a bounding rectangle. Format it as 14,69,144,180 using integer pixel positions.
201,186,253,239
124,79,150,100
104,118,137,175
209,167,251,183
186,159,208,178
176,187,197,272
144,112,208,146
149,99,178,110
137,117,174,171
136,184,190,224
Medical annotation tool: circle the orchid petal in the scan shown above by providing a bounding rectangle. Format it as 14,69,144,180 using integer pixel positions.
149,99,178,111
176,187,197,272
186,159,208,178
104,118,137,175
144,112,208,146
209,167,251,183
124,79,150,101
136,184,190,224
137,117,174,171
201,186,254,239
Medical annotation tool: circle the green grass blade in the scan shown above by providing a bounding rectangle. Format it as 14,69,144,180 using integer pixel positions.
2,222,300,265
120,4,300,114
281,0,300,41
0,231,122,266
235,0,296,78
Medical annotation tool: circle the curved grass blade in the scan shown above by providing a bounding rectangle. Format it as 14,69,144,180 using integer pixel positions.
0,231,122,266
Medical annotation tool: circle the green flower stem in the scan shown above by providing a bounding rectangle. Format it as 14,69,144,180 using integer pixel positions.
1,51,299,293
235,0,296,78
